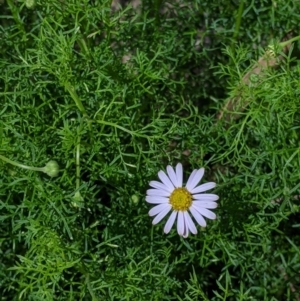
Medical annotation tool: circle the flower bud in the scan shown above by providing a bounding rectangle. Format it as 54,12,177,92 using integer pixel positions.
25,0,35,9
131,194,139,204
71,191,84,208
43,160,59,177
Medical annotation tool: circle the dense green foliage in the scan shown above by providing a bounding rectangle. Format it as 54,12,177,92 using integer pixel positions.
1,0,300,300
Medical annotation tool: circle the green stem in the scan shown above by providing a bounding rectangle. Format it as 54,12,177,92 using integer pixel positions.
65,82,92,132
75,125,81,190
96,119,153,138
85,273,98,301
231,0,244,49
65,82,87,116
7,0,26,40
78,38,90,57
0,154,43,172
279,35,300,48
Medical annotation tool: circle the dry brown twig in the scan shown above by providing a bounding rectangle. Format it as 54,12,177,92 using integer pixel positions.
216,32,300,299
217,31,295,123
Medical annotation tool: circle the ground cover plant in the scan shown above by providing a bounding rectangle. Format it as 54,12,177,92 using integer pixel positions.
1,0,300,300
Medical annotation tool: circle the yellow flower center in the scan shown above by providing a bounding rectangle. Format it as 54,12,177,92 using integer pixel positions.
169,188,192,211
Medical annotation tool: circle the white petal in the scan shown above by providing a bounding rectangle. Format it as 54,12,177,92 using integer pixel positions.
182,226,189,238
193,206,216,220
184,211,197,235
167,165,179,187
158,171,175,191
193,201,218,209
177,211,184,235
175,163,183,187
186,168,205,191
152,206,171,225
182,213,188,237
185,170,197,190
146,189,170,197
146,196,169,204
149,180,172,192
189,206,206,227
164,211,177,234
193,194,219,201
149,203,171,216
190,182,216,194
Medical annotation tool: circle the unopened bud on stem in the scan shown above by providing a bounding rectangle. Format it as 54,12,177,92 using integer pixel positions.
43,160,60,177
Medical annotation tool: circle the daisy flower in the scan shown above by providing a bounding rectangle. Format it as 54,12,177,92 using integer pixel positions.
146,163,218,238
